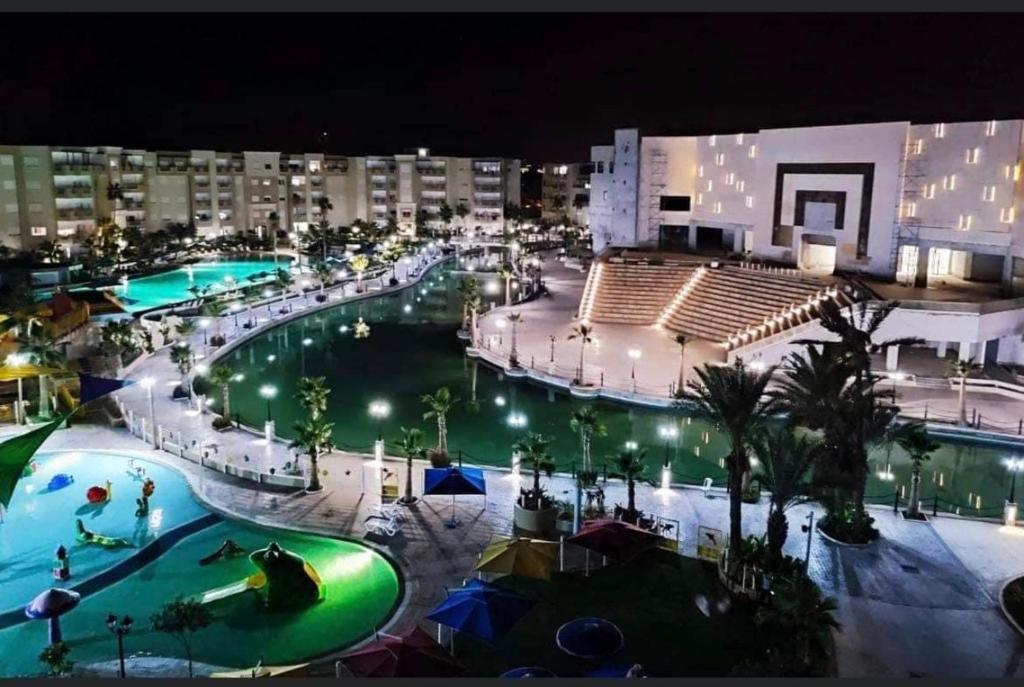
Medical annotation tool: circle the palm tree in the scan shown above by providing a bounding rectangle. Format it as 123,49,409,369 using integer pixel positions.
267,211,280,254
106,182,124,220
569,406,606,476
290,414,334,493
673,334,689,397
894,421,939,518
201,300,227,341
421,387,458,456
750,423,819,567
456,277,481,332
21,329,66,419
396,427,425,505
174,318,198,342
567,323,594,385
455,203,470,232
950,358,981,426
498,263,516,307
274,267,293,310
350,254,370,293
313,262,333,299
681,359,776,555
439,202,454,232
609,446,647,522
170,344,193,397
507,312,522,367
754,575,840,673
467,292,483,347
513,433,556,509
208,363,236,425
295,376,330,420
316,197,333,262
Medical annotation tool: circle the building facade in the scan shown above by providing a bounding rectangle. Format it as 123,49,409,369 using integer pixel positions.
589,120,1024,293
541,162,591,226
0,145,520,253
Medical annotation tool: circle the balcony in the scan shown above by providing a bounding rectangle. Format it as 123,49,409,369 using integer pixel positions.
123,199,145,210
191,164,210,173
195,178,210,189
57,208,93,220
55,185,92,198
195,199,212,210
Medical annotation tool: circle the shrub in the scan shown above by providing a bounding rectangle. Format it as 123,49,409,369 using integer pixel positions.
212,416,233,430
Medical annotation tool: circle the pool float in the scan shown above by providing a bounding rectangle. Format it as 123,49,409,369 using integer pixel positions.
75,518,135,549
249,541,324,610
86,481,112,504
22,460,37,478
47,474,74,491
199,539,246,566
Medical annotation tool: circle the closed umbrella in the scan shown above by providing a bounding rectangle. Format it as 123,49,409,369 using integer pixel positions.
474,536,558,581
567,519,662,562
426,579,534,644
339,626,462,678
423,467,486,529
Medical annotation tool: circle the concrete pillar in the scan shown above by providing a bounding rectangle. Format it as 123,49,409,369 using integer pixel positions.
958,341,973,362
936,341,948,358
687,223,699,252
264,420,275,443
974,340,988,365
886,345,900,371
914,244,930,288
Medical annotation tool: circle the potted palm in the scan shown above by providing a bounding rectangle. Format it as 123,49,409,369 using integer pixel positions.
207,363,237,431
609,446,649,526
421,387,457,467
396,427,425,505
555,499,575,534
313,262,333,303
512,432,558,535
201,300,228,347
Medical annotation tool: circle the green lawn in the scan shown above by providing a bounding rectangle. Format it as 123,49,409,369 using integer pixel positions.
456,549,762,677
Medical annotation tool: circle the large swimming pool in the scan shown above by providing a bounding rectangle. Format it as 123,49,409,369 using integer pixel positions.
214,259,1024,519
0,451,401,676
113,256,288,313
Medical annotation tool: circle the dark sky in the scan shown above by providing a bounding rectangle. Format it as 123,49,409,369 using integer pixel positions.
2,13,1023,162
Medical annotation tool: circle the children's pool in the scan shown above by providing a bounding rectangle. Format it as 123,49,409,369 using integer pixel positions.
0,451,401,676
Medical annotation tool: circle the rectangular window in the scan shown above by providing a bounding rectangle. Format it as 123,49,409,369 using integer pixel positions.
982,185,996,202
696,193,703,206
715,153,725,166
943,175,957,191
725,172,735,185
902,202,917,218
912,139,924,155
958,214,973,230
251,195,260,202
2,180,14,191
596,162,604,173
748,145,757,159
23,156,39,167
1007,164,1022,181
264,164,272,170
696,165,703,178
609,162,614,173
0,155,13,166
26,181,40,190
706,180,714,192
713,201,723,214
31,226,47,236
745,195,754,208
4,203,17,213
923,183,936,199
1001,207,1015,223
708,135,717,147
966,148,980,164
986,120,997,137
736,180,745,192
251,179,259,186
934,123,946,138
658,195,691,212
735,133,744,145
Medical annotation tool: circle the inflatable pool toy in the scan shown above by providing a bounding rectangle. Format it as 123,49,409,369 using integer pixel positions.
47,474,74,491
199,539,246,566
198,571,267,605
249,541,324,610
86,480,112,504
22,460,38,478
75,518,134,549
52,545,70,581
135,478,155,517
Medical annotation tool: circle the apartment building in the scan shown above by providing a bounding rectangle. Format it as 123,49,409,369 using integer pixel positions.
541,162,591,226
589,120,1024,294
0,145,520,254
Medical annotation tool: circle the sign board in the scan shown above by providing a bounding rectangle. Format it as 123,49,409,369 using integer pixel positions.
696,525,724,562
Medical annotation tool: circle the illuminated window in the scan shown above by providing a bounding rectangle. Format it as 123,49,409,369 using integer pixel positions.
735,133,744,145
745,195,754,208
923,183,936,199
715,153,725,166
697,165,704,178
934,123,946,138
696,193,703,206
986,120,997,137
902,202,917,218
1001,207,1015,223
706,180,714,192
912,139,924,155
748,145,757,159
725,172,735,185
958,214,973,230
736,180,745,192
308,160,321,172
713,201,722,214
966,148,980,164
31,226,46,236
942,175,957,191
982,185,996,202
1006,164,1021,181
708,135,717,147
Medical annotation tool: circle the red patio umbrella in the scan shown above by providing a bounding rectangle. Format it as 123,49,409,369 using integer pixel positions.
567,518,663,562
339,626,463,677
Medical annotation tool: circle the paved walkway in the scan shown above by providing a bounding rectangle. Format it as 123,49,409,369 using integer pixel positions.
18,245,1024,677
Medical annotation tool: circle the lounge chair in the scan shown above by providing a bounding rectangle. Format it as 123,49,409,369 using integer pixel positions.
374,499,407,522
702,477,713,498
364,513,402,537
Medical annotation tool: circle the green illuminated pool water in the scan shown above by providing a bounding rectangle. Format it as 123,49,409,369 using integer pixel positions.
113,256,289,313
216,260,1024,519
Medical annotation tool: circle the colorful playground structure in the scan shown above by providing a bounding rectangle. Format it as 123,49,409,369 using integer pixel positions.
197,540,325,611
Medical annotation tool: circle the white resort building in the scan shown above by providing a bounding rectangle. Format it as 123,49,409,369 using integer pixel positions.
583,120,1024,372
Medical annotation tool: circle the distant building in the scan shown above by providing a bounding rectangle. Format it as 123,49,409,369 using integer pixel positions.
541,162,591,227
0,145,520,253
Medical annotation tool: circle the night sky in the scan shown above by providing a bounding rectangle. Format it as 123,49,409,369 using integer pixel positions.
2,13,1023,162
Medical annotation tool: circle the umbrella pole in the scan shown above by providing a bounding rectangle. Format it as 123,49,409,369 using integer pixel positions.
559,536,564,572
585,549,590,577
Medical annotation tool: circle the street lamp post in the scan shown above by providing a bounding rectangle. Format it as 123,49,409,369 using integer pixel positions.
549,334,556,363
1003,458,1024,526
301,337,313,376
105,614,133,678
628,348,642,393
139,377,157,448
259,384,277,442
231,302,242,328
199,318,210,346
369,400,391,464
658,425,677,490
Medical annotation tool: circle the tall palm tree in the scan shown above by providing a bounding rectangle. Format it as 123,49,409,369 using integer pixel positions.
208,363,236,424
754,575,840,673
950,358,981,427
456,277,481,332
455,203,470,232
295,376,330,419
681,359,776,555
396,427,425,505
439,202,454,232
498,263,516,307
174,318,198,342
567,323,595,385
512,432,556,508
421,387,458,456
674,334,689,397
507,312,522,367
894,421,939,518
316,197,333,262
201,300,227,341
750,423,819,567
290,414,334,493
313,262,333,299
350,254,370,293
274,267,293,310
21,329,66,419
467,292,483,347
170,344,193,397
569,406,606,476
609,447,647,522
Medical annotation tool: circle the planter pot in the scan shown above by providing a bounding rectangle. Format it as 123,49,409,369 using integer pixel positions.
817,526,875,549
514,503,558,536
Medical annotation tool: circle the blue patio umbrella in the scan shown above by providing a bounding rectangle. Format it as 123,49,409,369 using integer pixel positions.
500,667,558,678
426,579,534,644
423,467,486,528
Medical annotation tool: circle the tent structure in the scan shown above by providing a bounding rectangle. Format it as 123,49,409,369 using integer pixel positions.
423,466,486,528
78,373,134,404
474,536,558,581
0,417,64,509
425,579,534,644
338,626,462,678
567,519,663,562
0,364,62,382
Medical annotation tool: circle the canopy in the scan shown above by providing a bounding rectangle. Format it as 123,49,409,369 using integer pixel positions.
0,364,62,382
567,518,662,562
426,579,534,643
79,373,133,404
25,587,81,619
474,536,558,581
339,626,462,678
555,617,624,660
423,467,486,496
0,418,64,508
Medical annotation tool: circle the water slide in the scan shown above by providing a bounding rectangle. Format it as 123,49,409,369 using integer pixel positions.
198,572,267,605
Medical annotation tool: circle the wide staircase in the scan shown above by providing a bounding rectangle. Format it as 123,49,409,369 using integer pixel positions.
581,257,701,326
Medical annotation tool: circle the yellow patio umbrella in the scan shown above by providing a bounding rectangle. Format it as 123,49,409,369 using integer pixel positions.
0,364,62,382
473,536,559,581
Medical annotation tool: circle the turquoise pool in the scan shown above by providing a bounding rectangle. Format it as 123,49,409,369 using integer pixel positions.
113,256,289,313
